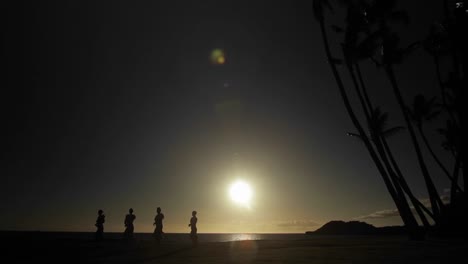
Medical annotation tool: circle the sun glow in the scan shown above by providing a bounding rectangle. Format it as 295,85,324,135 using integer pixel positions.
229,180,253,208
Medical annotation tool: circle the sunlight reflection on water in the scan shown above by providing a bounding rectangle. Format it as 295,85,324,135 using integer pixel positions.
229,237,259,263
26,232,307,243
230,233,261,241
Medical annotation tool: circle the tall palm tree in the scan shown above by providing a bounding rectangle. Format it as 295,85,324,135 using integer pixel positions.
423,23,454,123
370,109,432,228
443,0,466,199
383,47,444,221
426,1,466,217
443,72,465,195
340,0,429,230
438,119,463,203
423,24,462,193
363,0,445,220
408,94,462,193
368,109,422,232
313,0,398,205
349,107,432,228
313,0,423,239
380,133,435,227
342,18,423,230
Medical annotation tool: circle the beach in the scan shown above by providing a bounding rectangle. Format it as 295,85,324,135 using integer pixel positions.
3,232,467,263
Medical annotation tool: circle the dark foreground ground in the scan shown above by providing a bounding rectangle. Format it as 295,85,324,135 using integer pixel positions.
2,232,467,263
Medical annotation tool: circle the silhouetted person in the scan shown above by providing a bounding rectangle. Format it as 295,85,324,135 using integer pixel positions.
124,208,136,240
189,210,198,246
95,209,105,241
153,207,164,243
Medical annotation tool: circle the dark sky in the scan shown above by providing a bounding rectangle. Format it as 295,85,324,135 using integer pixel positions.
3,0,450,233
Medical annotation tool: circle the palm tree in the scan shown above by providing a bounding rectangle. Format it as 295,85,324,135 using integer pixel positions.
313,0,397,206
425,1,466,226
408,94,462,193
438,119,463,203
423,23,453,121
313,0,423,239
360,0,446,221
382,37,445,221
444,1,466,199
443,72,465,195
317,0,465,236
342,22,424,230
349,107,432,228
340,0,430,231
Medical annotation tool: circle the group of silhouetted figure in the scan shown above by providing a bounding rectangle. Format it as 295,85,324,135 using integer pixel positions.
94,207,198,246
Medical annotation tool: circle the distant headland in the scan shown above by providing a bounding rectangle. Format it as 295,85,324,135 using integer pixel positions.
306,221,406,235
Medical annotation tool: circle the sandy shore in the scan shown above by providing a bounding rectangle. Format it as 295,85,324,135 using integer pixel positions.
4,234,467,263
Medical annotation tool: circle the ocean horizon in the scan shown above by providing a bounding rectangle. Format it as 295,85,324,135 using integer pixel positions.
1,231,313,243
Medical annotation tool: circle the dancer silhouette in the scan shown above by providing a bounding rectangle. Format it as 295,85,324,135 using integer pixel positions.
95,209,105,241
153,207,164,243
124,208,136,240
189,210,198,246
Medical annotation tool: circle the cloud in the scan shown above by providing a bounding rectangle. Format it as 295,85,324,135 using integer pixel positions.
354,192,451,221
419,194,450,208
276,220,320,228
354,209,400,220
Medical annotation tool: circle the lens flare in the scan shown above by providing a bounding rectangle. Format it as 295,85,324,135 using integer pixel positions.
210,49,226,65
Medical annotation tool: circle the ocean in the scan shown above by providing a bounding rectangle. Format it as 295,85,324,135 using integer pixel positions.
1,231,309,243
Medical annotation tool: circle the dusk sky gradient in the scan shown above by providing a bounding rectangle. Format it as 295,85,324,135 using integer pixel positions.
3,0,451,233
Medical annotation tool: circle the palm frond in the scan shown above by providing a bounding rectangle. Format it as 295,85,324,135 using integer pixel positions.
425,111,441,122
389,10,410,25
331,25,344,32
382,126,405,138
313,0,333,21
347,132,364,142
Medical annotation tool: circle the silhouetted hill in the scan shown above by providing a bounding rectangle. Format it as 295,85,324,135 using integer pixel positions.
306,221,406,235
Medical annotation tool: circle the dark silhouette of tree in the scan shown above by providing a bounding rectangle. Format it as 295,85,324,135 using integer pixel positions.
423,23,456,124
313,0,423,239
438,119,463,204
348,107,432,229
408,94,462,192
313,0,466,238
340,1,429,231
449,1,466,200
376,14,444,223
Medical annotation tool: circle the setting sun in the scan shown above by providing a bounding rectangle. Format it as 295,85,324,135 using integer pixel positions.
229,180,252,208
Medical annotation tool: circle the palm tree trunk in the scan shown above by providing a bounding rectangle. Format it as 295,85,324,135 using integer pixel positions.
384,65,445,220
318,19,399,200
355,61,430,227
317,19,424,239
374,137,422,231
463,142,467,201
382,137,433,227
417,125,463,192
445,2,466,196
345,61,371,120
434,56,459,125
355,63,374,111
347,60,422,232
442,0,450,21
433,55,468,197
451,155,462,204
